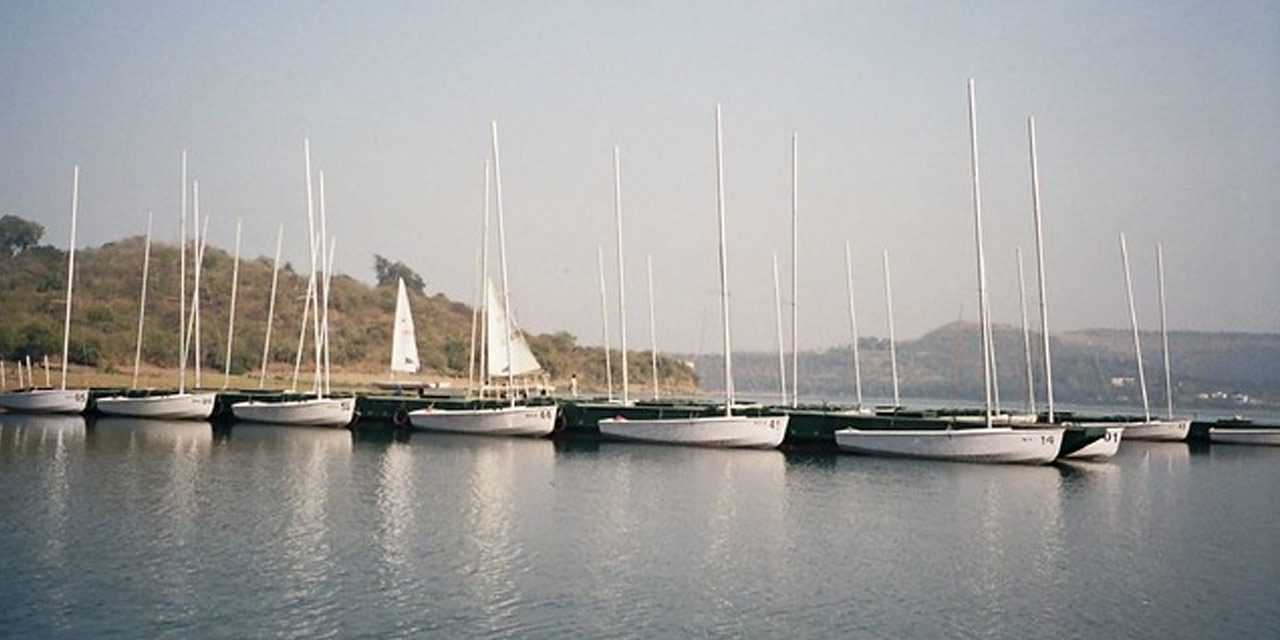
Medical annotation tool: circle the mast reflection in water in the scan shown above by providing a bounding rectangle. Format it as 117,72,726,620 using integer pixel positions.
0,416,1275,638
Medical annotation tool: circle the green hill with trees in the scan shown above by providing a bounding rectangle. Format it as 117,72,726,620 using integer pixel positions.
0,215,697,393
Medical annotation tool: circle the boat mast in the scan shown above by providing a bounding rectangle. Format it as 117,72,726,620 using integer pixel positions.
1157,242,1174,420
303,139,321,398
179,151,188,394
131,212,153,389
465,167,483,392
490,121,517,407
966,79,994,428
772,253,788,405
259,224,283,388
193,184,203,389
790,132,799,408
714,105,734,416
1028,117,1054,422
319,172,332,396
60,166,78,390
597,246,613,401
883,250,900,408
323,236,336,396
290,270,313,392
1119,233,1151,421
480,160,491,396
647,254,659,401
844,241,864,408
1016,247,1036,414
223,218,242,389
613,146,629,405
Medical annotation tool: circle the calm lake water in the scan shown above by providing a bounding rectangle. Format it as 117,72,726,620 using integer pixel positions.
1,413,1277,639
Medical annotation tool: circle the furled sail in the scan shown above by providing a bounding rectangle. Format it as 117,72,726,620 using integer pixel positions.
390,278,420,374
485,278,541,377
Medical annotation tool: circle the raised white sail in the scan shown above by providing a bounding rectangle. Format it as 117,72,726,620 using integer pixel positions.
391,277,420,374
484,278,541,378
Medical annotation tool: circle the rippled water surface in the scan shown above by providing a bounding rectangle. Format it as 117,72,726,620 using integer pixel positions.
1,414,1277,638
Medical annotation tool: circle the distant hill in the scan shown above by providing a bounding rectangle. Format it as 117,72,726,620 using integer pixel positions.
0,231,697,394
687,321,1280,409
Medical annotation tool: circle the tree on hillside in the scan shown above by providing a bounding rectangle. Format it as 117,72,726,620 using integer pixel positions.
0,215,45,256
373,254,425,294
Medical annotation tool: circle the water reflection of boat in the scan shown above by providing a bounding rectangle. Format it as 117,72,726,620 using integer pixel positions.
92,416,213,447
0,412,87,431
223,422,354,451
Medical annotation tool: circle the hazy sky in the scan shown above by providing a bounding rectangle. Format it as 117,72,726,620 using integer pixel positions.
1,1,1276,354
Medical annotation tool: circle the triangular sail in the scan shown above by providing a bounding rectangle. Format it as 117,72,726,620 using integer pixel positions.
485,278,540,377
391,278,420,374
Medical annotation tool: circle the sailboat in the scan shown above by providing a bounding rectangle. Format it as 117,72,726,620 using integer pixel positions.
598,105,788,449
0,166,89,414
374,277,423,393
407,121,556,437
391,277,421,376
1015,119,1122,459
231,141,355,428
1116,235,1188,441
97,153,216,420
834,80,1062,464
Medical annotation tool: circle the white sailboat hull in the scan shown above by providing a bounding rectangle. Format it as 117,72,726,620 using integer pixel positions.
408,404,556,437
834,426,1063,464
231,397,355,427
1208,427,1280,446
0,389,89,414
96,392,216,420
1122,419,1189,442
598,414,788,449
1062,425,1125,460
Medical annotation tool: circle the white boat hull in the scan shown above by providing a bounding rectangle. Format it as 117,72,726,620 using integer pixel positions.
1062,425,1125,460
231,397,355,427
409,404,556,437
834,426,1063,464
1122,419,1189,442
95,392,217,420
0,388,89,414
598,414,788,449
1208,427,1280,446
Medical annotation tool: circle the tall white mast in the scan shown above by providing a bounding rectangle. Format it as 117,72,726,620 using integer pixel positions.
647,254,659,401
259,223,283,388
179,151,188,394
883,250,900,408
131,212,153,389
597,245,613,401
303,139,321,398
192,183,202,388
1028,117,1055,422
323,236,336,396
319,172,332,396
1119,233,1151,421
490,120,517,407
790,132,799,408
60,166,79,390
223,218,242,388
1016,247,1036,414
844,241,864,407
966,78,994,428
480,160,492,394
1157,242,1174,420
772,254,788,405
714,104,734,415
613,146,629,405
